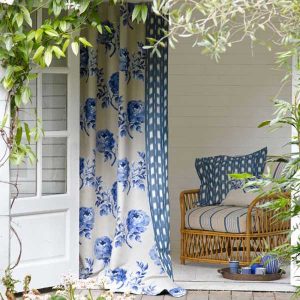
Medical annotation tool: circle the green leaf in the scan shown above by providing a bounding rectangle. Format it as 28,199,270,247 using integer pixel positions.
79,0,89,14
185,8,192,23
44,47,53,67
132,5,141,22
97,24,103,34
59,21,67,32
71,41,79,56
52,2,62,16
20,6,32,27
13,66,24,72
52,46,65,58
45,29,59,37
35,28,43,42
27,73,38,81
79,37,93,47
33,45,45,61
143,45,154,50
2,77,14,90
5,37,13,51
14,94,22,107
229,173,254,180
27,148,36,164
14,13,24,27
50,296,67,300
0,114,8,129
104,25,112,34
258,120,271,128
141,4,148,23
21,86,31,105
10,152,25,166
62,39,70,52
14,33,26,42
24,122,31,144
16,127,23,146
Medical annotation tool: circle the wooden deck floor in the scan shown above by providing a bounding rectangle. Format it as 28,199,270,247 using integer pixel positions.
30,290,295,299
135,291,294,299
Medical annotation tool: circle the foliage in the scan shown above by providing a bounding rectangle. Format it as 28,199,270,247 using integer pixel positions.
1,271,134,299
1,269,19,299
230,96,300,293
0,0,108,168
152,0,300,66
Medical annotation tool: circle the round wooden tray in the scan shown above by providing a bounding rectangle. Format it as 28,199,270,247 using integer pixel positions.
218,268,285,281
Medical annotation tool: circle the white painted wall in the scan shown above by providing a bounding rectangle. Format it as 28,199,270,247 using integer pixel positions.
168,38,292,255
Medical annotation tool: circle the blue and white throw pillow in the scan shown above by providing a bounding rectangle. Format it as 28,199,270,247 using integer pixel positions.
195,147,268,206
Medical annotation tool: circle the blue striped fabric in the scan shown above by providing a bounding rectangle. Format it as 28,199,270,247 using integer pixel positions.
185,205,253,233
145,10,173,278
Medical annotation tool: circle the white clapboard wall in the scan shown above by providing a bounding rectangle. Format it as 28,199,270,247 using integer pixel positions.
168,35,292,254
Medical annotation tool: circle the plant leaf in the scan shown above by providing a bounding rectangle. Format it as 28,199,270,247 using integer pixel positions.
258,120,271,128
44,47,53,67
24,122,31,144
71,41,79,56
132,5,141,22
20,6,32,27
33,45,45,61
79,37,93,47
52,46,65,58
16,127,23,146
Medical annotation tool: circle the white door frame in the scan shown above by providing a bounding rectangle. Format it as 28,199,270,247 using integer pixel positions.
0,67,10,279
0,8,80,291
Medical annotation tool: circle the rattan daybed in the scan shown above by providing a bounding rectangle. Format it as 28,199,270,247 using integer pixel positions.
180,189,290,265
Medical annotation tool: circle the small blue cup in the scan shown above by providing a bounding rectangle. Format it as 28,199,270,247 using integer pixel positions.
229,261,239,274
241,267,252,275
251,263,263,274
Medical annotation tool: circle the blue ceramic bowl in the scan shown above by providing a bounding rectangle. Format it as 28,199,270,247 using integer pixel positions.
251,263,263,274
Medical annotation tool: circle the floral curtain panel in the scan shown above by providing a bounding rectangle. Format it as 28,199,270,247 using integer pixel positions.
79,3,185,297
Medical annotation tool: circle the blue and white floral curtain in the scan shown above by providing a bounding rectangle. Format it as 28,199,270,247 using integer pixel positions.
79,3,185,297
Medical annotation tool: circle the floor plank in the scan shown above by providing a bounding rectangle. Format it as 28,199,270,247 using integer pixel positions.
187,290,209,300
232,291,253,300
209,291,231,300
274,292,293,300
253,292,275,299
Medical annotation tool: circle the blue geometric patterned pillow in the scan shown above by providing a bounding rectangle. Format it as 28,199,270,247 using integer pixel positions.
195,147,267,206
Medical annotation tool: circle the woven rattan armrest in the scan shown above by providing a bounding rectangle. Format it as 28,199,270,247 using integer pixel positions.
246,191,290,234
180,189,200,230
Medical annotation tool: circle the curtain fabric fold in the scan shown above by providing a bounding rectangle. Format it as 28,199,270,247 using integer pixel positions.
79,3,185,297
145,13,173,279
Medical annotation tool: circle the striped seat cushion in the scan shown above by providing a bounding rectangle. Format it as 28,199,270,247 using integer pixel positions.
185,205,254,233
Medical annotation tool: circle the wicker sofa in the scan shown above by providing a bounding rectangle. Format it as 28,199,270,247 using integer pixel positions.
180,189,290,265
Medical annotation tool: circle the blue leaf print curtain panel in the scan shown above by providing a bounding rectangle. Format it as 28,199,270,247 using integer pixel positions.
79,3,185,297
